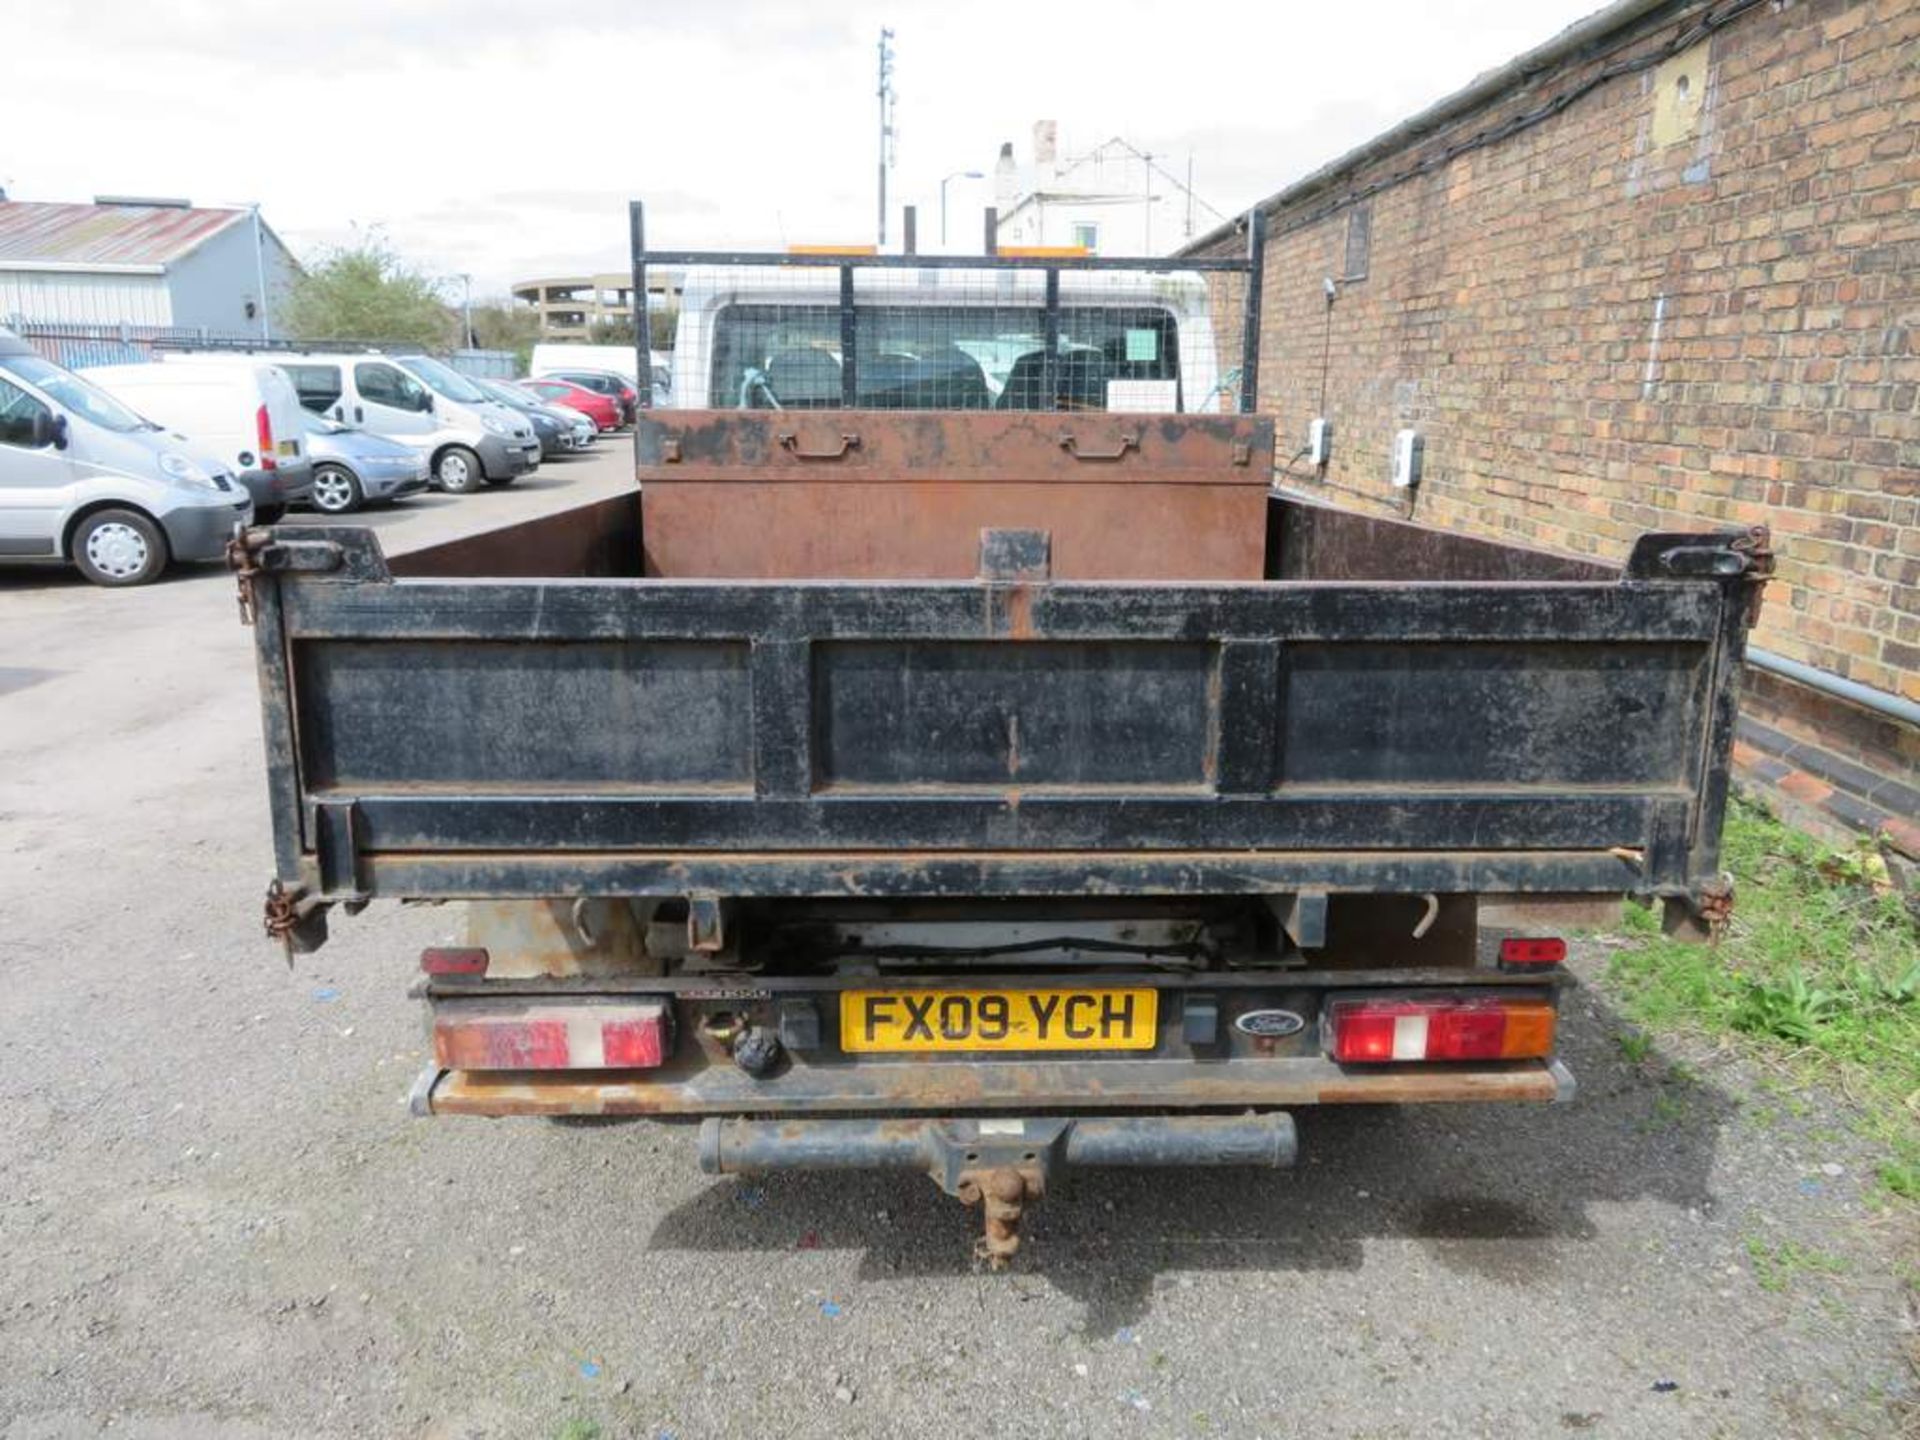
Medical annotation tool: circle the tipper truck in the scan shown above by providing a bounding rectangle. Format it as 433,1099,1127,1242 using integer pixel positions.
232,205,1772,1262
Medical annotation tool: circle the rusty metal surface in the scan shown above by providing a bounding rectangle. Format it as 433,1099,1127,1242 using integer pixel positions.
389,493,643,580
1269,489,1618,583
424,1054,1566,1117
962,1167,1035,1267
638,411,1274,580
465,898,658,980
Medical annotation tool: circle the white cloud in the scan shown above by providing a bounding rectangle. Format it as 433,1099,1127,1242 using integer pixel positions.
1,0,1606,295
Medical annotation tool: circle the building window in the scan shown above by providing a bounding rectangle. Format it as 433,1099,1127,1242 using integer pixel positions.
1071,222,1100,254
1343,203,1372,282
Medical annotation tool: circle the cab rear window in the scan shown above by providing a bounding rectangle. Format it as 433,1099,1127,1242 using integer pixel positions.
709,304,1180,412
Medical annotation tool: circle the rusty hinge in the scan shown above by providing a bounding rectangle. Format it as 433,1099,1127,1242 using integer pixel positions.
1731,524,1775,627
226,528,263,626
227,531,347,626
263,878,328,963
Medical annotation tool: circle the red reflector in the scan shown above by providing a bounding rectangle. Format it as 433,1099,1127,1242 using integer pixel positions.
432,1001,670,1072
256,404,276,471
1329,997,1556,1063
1499,937,1567,967
420,947,489,977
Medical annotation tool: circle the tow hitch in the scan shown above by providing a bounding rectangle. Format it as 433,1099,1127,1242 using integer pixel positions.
698,1113,1298,1266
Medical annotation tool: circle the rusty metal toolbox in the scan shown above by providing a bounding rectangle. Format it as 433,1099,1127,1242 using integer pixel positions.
634,410,1275,581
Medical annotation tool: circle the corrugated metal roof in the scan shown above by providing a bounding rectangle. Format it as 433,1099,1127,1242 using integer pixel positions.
0,201,249,271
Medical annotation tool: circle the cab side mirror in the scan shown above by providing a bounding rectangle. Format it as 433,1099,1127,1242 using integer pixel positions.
30,409,68,450
418,391,435,414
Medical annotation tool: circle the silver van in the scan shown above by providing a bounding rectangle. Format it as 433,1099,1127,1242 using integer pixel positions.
0,328,252,585
278,353,539,493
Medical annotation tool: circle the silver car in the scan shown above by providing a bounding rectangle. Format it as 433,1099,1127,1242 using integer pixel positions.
0,328,251,586
299,411,431,515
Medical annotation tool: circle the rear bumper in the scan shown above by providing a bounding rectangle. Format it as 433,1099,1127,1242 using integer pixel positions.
701,1112,1300,1179
239,460,314,506
414,1054,1576,1118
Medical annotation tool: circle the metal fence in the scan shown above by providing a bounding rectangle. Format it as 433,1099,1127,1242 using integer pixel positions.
8,320,515,379
626,200,1264,415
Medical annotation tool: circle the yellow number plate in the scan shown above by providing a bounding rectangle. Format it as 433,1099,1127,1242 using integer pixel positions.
840,988,1158,1053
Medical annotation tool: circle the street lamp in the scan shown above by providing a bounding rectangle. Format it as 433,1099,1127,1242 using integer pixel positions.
458,273,473,349
940,170,984,247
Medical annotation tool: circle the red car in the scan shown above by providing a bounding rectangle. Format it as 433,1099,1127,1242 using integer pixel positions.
521,378,621,431
543,368,639,425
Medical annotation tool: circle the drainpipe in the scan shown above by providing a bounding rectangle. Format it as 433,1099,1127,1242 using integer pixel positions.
1746,646,1920,728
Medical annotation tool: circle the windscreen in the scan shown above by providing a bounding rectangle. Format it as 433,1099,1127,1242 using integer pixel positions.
399,355,488,404
0,354,148,432
709,303,1181,411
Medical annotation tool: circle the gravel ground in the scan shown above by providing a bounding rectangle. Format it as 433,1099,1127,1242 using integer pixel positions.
1,445,1913,1439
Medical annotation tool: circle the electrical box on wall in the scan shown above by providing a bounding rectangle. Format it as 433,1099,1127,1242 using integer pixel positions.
1308,417,1331,467
1392,429,1423,489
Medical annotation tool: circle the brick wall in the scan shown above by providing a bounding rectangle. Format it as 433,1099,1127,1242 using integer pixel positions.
1197,0,1917,851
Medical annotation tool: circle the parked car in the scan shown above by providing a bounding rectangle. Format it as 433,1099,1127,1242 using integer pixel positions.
536,367,638,425
393,354,544,487
499,381,597,449
520,377,621,431
528,343,669,408
0,326,250,586
83,356,314,521
474,378,589,459
278,353,539,493
299,411,431,514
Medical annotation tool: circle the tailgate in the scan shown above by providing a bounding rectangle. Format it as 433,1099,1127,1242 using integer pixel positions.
236,509,1769,942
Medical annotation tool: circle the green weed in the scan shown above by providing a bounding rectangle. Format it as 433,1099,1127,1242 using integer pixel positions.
1744,1235,1849,1292
1603,799,1920,1201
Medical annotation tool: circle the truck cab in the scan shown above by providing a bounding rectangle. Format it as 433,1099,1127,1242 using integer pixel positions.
671,263,1225,413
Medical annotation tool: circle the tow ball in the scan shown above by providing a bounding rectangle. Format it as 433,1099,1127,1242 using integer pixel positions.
957,1166,1041,1266
699,1112,1297,1265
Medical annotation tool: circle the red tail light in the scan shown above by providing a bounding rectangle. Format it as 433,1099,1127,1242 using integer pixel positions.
432,1000,669,1071
256,404,276,470
1499,937,1568,968
1328,996,1556,1063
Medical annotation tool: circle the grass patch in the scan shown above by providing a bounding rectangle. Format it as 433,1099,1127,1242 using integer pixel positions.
1744,1235,1850,1292
1603,799,1920,1199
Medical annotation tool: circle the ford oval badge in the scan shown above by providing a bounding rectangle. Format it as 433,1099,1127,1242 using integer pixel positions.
1234,1008,1306,1038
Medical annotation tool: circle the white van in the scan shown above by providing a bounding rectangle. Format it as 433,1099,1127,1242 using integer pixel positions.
276,353,540,493
0,328,251,586
84,357,315,521
669,266,1222,412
